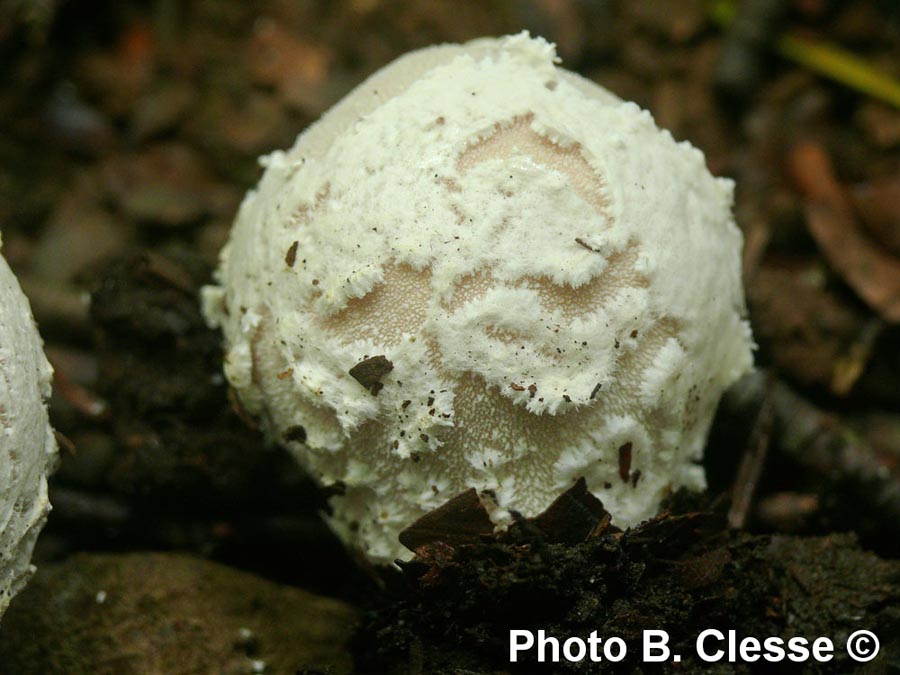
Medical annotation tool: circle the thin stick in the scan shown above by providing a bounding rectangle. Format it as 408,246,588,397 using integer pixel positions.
728,374,774,529
709,0,900,109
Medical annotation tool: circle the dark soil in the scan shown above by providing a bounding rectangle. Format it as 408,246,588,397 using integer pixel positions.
357,489,900,673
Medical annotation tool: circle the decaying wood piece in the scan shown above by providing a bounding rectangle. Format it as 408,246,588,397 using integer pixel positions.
771,377,900,527
729,371,900,533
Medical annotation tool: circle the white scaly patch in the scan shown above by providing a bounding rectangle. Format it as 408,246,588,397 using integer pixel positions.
204,33,755,564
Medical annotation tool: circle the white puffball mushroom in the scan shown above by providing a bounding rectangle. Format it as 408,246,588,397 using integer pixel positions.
0,234,57,618
204,33,754,564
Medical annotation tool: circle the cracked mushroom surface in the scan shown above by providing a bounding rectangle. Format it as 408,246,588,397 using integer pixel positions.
0,235,57,617
203,33,754,563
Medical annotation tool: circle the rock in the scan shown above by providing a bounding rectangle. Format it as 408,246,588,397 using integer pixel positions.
0,552,358,674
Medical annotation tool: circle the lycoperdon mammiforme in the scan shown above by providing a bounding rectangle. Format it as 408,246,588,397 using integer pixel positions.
204,32,754,563
0,234,57,617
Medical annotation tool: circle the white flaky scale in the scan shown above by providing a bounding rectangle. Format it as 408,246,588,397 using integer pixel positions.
0,234,57,617
204,33,754,564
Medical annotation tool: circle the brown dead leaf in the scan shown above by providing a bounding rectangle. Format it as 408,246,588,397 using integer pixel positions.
398,488,493,552
101,144,240,227
247,18,332,113
531,477,614,543
748,259,867,392
78,23,157,117
855,101,900,148
851,175,900,258
788,140,900,323
33,174,131,284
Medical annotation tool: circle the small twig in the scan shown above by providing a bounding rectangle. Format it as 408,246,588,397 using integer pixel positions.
725,371,900,531
709,0,900,109
49,486,130,526
141,252,195,294
54,429,76,456
831,317,884,396
51,358,109,420
770,377,900,526
741,219,771,282
777,31,900,110
728,373,775,529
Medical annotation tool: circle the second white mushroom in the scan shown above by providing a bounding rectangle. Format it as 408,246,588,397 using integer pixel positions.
0,234,57,619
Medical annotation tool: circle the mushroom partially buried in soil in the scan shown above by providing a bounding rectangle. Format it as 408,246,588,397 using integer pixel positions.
203,32,754,564
0,234,58,618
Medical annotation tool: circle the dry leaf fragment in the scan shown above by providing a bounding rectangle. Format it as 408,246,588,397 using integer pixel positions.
851,175,900,258
531,477,614,543
247,19,332,113
788,140,900,323
348,355,393,396
398,488,493,552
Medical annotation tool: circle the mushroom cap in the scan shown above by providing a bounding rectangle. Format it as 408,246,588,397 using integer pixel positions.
0,235,57,617
204,33,754,563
